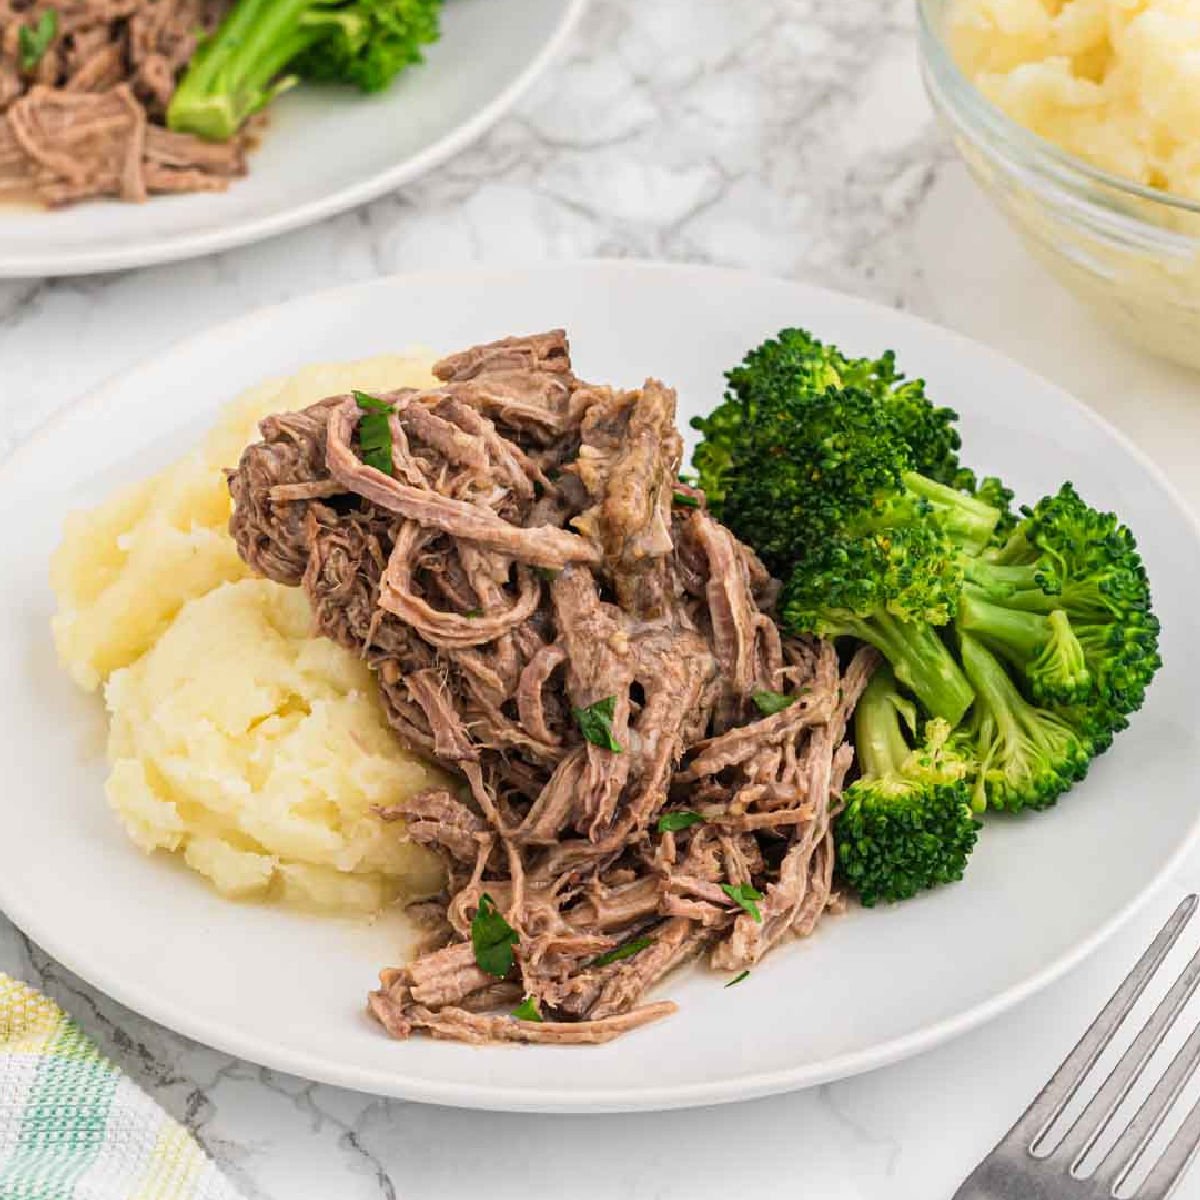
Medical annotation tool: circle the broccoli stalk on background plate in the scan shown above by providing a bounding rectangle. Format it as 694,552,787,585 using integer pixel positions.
834,664,980,907
167,0,441,141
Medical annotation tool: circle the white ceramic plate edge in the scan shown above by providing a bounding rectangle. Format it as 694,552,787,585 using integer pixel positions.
0,0,587,278
4,260,1199,1112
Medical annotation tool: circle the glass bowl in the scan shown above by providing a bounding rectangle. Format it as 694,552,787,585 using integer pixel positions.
917,0,1200,371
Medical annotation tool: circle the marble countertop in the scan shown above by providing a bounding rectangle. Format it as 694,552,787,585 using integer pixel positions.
3,1,1200,1197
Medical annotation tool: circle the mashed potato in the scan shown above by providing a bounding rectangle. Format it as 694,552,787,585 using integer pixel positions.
51,354,438,692
105,579,448,910
51,352,453,912
948,0,1200,201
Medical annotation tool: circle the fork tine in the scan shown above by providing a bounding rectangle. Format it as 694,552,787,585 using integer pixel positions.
1006,897,1197,1151
1093,1013,1200,1191
1052,919,1200,1167
1136,1091,1200,1200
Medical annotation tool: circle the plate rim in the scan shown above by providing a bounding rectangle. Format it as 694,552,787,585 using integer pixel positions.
4,259,1199,1112
0,0,588,279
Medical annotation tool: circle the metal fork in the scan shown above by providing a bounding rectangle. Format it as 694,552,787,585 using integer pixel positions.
955,896,1200,1200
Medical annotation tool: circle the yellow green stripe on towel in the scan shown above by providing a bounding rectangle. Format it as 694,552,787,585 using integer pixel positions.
0,975,242,1200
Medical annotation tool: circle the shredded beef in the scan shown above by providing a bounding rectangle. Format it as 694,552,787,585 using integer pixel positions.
227,329,872,1045
0,0,242,207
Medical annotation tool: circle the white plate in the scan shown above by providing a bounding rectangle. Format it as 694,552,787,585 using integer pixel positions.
0,0,584,278
1,262,1198,1113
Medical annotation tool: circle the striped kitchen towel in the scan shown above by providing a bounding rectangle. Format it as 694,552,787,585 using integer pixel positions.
0,974,242,1200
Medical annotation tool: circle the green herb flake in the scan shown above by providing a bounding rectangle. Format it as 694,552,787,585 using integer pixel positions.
18,8,57,70
464,608,484,619
353,389,394,477
672,490,701,509
512,995,543,1023
533,566,560,581
725,970,750,988
751,689,794,716
352,388,391,413
591,936,652,968
573,695,622,753
657,810,705,833
470,892,519,978
721,882,765,923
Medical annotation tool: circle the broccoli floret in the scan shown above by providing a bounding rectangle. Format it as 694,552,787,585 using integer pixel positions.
694,372,988,724
712,327,965,490
693,381,910,572
955,632,1093,813
292,0,437,89
835,665,980,906
693,330,1000,567
167,0,440,140
957,483,1161,743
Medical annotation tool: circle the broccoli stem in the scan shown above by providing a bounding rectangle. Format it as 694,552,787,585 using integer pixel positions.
959,630,1027,739
959,592,1068,660
958,630,1092,811
988,527,1038,567
834,609,975,727
963,558,1052,605
959,593,1090,703
854,669,911,782
902,472,1000,553
958,632,1021,813
167,0,328,140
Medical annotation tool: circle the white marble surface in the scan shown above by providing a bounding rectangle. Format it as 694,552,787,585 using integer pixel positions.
3,1,1200,1197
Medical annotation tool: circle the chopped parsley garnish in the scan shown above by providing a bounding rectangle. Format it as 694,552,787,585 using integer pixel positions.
657,810,705,833
725,970,750,988
464,608,484,619
672,490,701,509
353,389,394,477
19,8,57,70
591,936,652,968
573,695,622,753
512,995,543,1023
533,566,560,581
751,689,794,716
470,893,519,978
353,388,391,412
721,882,764,923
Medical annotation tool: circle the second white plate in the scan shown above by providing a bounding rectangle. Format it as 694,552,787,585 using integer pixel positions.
1,262,1198,1111
0,0,584,277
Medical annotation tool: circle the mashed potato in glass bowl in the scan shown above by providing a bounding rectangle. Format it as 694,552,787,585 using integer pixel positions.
919,0,1200,370
51,355,453,913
